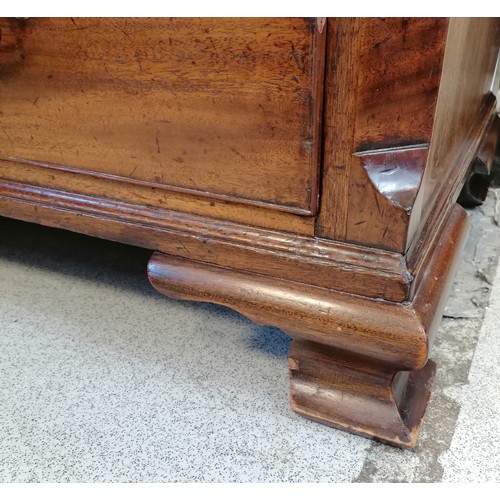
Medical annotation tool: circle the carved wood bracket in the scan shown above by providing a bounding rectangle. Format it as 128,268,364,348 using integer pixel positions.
346,146,429,253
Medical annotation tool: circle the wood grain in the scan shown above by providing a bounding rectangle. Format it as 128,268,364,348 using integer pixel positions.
0,17,326,214
0,157,315,235
148,203,468,447
408,93,498,271
0,17,496,446
148,204,468,371
318,18,449,249
346,145,429,252
421,18,500,222
0,179,410,302
316,18,361,239
353,18,448,150
289,340,436,447
408,18,500,264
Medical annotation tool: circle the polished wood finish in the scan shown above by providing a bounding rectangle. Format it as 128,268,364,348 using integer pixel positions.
0,179,409,302
0,17,326,215
148,204,468,447
421,18,500,222
319,18,500,256
0,157,316,235
408,95,498,272
1,17,499,447
316,17,361,239
148,205,467,372
318,18,449,250
289,341,436,447
408,18,500,264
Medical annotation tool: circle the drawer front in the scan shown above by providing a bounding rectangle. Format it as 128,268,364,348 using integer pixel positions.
0,17,325,214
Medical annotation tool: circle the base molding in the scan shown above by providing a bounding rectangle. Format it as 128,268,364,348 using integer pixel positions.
0,178,409,302
147,203,468,446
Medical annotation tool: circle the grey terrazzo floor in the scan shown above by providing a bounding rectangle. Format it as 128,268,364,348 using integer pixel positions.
1,190,500,482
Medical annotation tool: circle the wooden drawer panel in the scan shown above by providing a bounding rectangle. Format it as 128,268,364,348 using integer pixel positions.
0,17,325,214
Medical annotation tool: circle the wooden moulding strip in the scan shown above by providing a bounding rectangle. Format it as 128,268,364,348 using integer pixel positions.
0,155,315,216
0,157,315,236
148,204,468,371
0,179,409,302
407,92,497,277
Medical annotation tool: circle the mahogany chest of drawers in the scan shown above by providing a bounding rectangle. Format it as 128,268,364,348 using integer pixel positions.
1,17,499,447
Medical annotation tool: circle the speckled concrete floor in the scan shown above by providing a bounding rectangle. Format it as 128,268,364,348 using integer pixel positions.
0,191,499,482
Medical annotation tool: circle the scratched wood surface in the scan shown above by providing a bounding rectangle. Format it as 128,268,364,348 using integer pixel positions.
147,203,469,447
0,17,325,214
317,18,449,248
0,157,316,235
0,17,497,448
318,17,500,254
412,18,500,250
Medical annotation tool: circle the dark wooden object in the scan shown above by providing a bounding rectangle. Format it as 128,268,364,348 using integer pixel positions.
1,17,499,447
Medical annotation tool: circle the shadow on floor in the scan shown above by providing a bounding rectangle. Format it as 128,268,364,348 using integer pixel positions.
0,216,291,360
